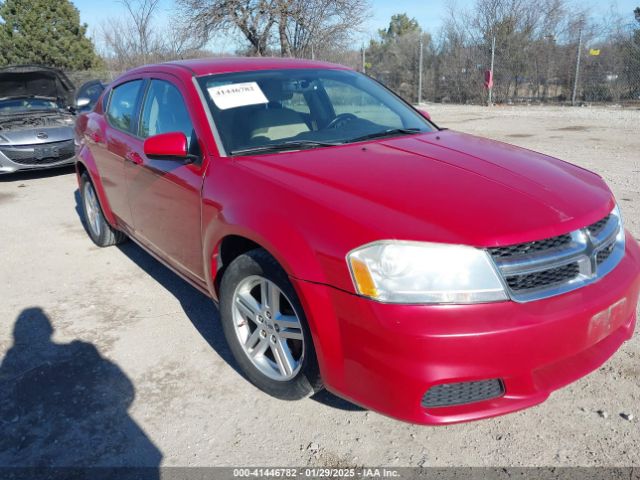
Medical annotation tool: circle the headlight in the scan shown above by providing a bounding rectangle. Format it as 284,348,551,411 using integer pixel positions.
612,204,625,245
347,241,508,304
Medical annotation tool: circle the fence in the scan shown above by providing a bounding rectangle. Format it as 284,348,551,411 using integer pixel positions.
63,35,640,108
360,28,640,106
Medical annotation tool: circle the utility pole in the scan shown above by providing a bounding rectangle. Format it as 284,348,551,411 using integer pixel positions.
572,26,583,106
418,36,424,105
488,35,495,106
361,44,366,74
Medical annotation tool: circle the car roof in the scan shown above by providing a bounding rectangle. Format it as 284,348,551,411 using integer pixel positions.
121,57,352,79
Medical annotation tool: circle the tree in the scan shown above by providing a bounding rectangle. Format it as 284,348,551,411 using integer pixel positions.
102,0,164,67
378,13,419,43
176,0,279,56
278,0,370,58
434,0,597,103
101,0,205,70
624,6,640,96
176,0,370,57
366,14,431,102
120,0,162,62
0,0,99,70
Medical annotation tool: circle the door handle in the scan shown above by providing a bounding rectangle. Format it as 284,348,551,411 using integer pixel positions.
125,152,143,165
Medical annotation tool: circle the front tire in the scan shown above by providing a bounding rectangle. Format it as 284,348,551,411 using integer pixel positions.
219,249,322,400
80,173,127,247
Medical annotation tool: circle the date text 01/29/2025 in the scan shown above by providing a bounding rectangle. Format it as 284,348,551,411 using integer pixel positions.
232,468,401,478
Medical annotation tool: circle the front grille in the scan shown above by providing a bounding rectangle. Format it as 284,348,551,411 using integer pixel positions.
0,140,75,166
422,379,504,408
596,243,615,265
488,234,572,259
489,210,624,302
588,215,611,237
506,263,580,291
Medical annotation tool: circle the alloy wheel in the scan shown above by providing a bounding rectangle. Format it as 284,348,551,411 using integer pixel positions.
232,275,305,381
83,181,102,238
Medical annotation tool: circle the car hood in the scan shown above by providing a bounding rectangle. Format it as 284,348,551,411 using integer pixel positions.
0,65,75,106
0,125,73,145
236,130,614,247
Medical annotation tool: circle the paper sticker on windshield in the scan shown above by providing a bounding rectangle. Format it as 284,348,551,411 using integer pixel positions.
208,82,268,110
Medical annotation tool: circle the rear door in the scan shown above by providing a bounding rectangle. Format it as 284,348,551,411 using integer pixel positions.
125,75,206,281
93,79,145,229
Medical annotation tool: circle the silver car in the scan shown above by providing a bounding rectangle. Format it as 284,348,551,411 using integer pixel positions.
0,65,78,174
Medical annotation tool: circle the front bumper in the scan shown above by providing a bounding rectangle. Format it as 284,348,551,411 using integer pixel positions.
293,231,640,425
0,143,76,174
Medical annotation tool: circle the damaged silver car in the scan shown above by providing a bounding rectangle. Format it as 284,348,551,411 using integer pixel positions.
0,65,77,174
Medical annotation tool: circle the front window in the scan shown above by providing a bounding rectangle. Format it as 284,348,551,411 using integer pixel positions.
197,69,434,155
139,79,200,159
0,97,59,114
139,80,194,142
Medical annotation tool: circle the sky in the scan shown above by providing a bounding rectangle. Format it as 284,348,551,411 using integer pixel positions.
74,0,639,52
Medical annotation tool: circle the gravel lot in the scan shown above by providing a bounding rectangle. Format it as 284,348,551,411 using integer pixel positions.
1,104,639,469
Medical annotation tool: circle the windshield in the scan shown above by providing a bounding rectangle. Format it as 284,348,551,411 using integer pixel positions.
197,68,434,155
0,97,59,115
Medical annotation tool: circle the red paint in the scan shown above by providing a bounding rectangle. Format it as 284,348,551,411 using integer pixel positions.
417,108,431,120
76,58,640,425
485,70,494,89
144,132,189,159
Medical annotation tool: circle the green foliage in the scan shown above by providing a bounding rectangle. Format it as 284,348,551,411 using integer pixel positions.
377,13,421,44
366,13,430,102
0,0,99,70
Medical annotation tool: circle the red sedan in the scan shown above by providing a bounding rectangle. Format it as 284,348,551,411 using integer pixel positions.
75,58,640,425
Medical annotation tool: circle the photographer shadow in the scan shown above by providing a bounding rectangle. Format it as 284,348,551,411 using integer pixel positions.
0,307,162,476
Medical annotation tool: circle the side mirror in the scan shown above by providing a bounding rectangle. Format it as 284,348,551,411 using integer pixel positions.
76,97,91,108
143,132,190,161
417,108,431,121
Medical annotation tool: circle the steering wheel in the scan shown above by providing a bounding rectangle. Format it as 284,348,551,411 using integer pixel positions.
326,113,358,130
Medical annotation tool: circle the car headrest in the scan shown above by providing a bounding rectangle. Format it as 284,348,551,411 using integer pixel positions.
259,80,293,102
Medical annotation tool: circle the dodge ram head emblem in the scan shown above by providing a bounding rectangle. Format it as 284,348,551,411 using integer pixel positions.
36,132,49,140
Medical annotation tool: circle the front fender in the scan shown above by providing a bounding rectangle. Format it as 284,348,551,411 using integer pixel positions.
201,158,378,391
201,185,349,389
202,202,327,301
201,158,381,297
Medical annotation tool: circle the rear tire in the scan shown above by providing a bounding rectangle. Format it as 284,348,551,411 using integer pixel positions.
219,249,323,400
80,173,127,247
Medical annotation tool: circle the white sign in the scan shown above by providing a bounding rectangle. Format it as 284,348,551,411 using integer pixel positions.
207,82,268,110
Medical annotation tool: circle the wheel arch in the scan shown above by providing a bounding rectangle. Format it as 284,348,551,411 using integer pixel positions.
75,147,118,227
204,215,328,303
212,234,262,297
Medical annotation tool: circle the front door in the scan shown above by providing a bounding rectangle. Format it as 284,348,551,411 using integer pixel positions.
125,76,206,281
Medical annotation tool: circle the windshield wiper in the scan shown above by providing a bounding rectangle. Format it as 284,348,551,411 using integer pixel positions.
230,140,341,156
346,128,422,144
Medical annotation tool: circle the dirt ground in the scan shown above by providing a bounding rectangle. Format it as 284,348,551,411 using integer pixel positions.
0,104,639,469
